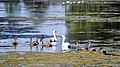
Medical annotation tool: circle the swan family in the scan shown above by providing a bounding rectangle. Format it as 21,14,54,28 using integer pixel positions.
12,30,71,52
12,30,105,53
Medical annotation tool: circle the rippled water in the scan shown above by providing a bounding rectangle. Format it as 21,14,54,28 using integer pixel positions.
0,0,120,52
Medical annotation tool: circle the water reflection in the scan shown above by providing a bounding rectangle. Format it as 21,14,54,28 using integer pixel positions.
0,1,65,17
45,4,65,17
66,22,120,42
65,1,120,44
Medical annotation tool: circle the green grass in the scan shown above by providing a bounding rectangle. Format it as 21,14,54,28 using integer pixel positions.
0,52,120,67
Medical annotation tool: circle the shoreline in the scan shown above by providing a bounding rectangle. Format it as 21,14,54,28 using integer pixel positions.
0,51,120,66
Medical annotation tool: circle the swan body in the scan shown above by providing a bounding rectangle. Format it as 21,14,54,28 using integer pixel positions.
50,30,57,43
12,37,18,50
30,35,39,51
40,37,52,50
61,35,71,52
40,41,52,50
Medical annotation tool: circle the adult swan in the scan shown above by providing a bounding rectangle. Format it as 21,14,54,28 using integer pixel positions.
50,30,57,43
61,35,71,52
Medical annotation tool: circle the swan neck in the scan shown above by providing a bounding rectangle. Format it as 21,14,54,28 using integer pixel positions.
30,37,32,43
53,32,56,40
13,37,17,43
62,36,65,44
36,36,38,43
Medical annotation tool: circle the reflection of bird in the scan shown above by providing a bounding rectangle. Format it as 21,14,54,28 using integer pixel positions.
50,30,57,43
40,37,52,50
30,35,39,51
61,35,71,52
12,37,18,50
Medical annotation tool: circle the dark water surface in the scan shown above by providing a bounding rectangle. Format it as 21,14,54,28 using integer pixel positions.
0,0,120,52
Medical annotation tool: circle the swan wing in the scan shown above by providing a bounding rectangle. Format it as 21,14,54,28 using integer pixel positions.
62,42,70,51
50,42,57,45
65,42,70,45
50,37,54,40
50,37,57,42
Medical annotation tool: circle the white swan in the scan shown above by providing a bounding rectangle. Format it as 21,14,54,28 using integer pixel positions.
50,30,57,43
61,35,71,52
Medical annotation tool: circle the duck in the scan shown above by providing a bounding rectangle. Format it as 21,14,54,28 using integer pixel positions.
61,35,71,52
75,41,86,51
50,30,57,43
40,37,52,50
87,41,96,52
98,47,106,54
75,40,81,48
12,36,18,50
30,35,39,51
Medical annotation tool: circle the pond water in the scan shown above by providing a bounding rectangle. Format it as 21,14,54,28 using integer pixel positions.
0,0,120,52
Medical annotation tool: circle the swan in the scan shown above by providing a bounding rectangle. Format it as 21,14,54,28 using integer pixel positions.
30,35,39,51
50,30,57,43
75,41,86,51
12,36,18,50
40,37,52,50
86,41,96,52
61,35,71,52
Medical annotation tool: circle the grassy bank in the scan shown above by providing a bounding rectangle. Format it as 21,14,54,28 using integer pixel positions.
0,51,120,67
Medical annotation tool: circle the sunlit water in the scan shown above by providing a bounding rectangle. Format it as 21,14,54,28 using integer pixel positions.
0,0,120,53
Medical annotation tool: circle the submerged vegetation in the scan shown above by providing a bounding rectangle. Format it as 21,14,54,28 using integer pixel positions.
0,52,120,66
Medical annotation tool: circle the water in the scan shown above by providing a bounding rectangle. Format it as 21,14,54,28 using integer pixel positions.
0,0,120,52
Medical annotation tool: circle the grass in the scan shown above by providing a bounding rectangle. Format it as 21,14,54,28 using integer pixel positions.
0,51,120,67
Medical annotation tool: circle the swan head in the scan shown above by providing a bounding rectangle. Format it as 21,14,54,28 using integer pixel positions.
53,30,57,33
61,35,65,38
